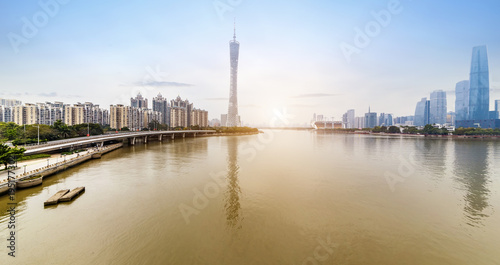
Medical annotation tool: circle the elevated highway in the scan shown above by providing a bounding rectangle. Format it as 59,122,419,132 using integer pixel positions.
22,130,215,155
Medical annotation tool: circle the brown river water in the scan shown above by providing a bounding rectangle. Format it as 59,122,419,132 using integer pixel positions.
1,130,499,264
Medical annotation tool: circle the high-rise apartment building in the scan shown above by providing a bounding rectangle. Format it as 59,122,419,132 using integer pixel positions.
153,93,169,125
13,103,38,125
63,104,85,126
131,93,148,109
170,96,193,128
191,109,209,127
0,98,22,107
109,104,129,130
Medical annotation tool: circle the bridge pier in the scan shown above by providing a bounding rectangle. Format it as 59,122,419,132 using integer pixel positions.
194,132,196,137
171,134,175,140
182,133,185,138
144,136,148,144
129,137,136,145
159,134,162,142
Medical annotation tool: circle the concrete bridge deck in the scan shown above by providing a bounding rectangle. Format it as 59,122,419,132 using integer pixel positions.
22,130,215,155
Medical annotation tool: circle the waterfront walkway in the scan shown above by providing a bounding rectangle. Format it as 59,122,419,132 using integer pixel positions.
0,144,119,184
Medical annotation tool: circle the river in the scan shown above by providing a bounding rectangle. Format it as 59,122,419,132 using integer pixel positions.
1,130,499,264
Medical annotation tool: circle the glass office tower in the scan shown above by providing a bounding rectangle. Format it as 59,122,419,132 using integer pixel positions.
468,45,489,120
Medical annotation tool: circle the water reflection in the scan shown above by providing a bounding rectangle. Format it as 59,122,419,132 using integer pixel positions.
414,139,448,179
453,141,491,227
224,137,242,229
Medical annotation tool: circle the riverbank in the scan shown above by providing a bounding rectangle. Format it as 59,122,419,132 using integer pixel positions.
314,129,500,140
0,143,123,196
204,131,260,137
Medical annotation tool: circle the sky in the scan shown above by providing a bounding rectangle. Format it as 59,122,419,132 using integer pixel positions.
1,0,500,127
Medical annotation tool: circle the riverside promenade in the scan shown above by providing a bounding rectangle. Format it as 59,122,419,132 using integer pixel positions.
0,143,123,195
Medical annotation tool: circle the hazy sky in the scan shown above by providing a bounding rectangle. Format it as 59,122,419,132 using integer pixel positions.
1,0,500,126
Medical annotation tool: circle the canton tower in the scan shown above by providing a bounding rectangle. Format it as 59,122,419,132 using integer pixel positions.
226,22,240,127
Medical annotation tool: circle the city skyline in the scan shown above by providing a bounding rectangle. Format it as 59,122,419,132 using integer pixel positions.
1,1,500,126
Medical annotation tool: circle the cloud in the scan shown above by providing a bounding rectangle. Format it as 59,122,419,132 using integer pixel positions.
289,93,340,98
288,104,315,108
0,91,81,98
240,104,261,108
205,97,228,101
38,92,57,97
139,81,193,87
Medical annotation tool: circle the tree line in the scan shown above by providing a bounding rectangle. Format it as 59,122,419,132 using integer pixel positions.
0,120,104,145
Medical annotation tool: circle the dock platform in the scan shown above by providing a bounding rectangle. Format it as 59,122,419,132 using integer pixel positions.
59,187,85,202
44,189,70,206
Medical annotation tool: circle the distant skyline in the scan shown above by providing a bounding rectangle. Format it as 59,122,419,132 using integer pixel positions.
1,0,500,126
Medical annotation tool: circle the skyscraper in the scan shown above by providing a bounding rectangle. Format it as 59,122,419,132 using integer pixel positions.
346,109,355,128
468,45,489,120
364,107,377,128
226,23,240,127
430,90,447,125
495,100,500,119
414,98,430,126
455,80,470,121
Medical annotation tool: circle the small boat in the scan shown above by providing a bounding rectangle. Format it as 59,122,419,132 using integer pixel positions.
17,175,43,189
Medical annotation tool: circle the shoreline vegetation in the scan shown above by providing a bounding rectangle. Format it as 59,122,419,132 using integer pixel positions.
0,121,260,146
312,126,500,138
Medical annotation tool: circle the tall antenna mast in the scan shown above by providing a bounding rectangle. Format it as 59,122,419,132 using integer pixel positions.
233,17,236,41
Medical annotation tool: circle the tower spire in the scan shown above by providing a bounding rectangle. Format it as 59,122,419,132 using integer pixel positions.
233,18,236,41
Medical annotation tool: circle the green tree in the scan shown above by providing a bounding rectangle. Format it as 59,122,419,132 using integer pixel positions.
388,126,400,133
52,120,71,138
1,122,21,140
0,144,26,169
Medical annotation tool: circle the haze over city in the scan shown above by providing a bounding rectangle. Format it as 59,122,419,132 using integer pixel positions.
1,0,500,125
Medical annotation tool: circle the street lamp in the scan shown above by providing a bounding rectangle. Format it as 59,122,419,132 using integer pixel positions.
36,125,40,145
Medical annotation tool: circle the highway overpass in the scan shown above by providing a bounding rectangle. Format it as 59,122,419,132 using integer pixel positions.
22,130,216,155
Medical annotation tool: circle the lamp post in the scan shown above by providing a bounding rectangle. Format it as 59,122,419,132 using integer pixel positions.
87,122,90,137
36,125,40,145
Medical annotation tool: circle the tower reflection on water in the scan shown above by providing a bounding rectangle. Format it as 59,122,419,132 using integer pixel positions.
453,141,492,227
224,137,242,228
